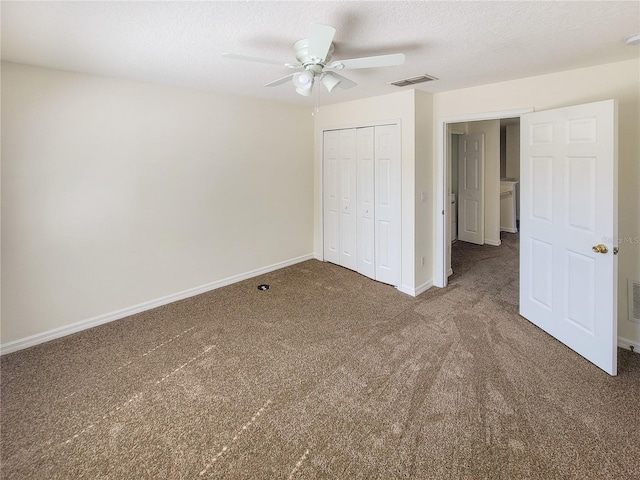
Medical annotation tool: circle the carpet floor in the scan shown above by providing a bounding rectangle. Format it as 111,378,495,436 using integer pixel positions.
2,233,639,479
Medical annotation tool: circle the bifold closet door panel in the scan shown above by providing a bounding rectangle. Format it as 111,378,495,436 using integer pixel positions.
374,124,401,286
338,129,358,270
323,130,340,264
356,127,375,280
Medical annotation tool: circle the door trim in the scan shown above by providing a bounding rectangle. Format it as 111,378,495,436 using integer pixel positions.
435,108,534,288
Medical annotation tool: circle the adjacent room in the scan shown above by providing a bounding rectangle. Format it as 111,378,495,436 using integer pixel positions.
2,2,639,478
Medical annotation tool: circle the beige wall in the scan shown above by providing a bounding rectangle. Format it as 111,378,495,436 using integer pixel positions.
505,123,520,181
414,90,434,289
433,58,640,345
505,123,521,220
3,57,637,349
1,62,314,345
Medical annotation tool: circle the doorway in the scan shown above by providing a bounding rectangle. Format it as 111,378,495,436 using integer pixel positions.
446,117,523,279
435,102,618,375
435,108,533,288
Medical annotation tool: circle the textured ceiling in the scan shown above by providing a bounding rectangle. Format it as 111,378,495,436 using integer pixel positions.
2,1,639,106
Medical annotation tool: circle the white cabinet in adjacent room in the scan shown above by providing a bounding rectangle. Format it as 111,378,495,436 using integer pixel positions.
500,180,518,233
323,124,401,287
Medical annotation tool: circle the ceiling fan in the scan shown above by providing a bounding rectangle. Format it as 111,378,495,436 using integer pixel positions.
223,23,406,96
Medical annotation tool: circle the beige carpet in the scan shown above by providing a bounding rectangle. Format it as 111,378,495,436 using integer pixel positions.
2,233,639,479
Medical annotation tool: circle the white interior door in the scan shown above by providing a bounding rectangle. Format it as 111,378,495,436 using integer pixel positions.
458,133,485,244
339,129,357,270
374,124,401,286
323,130,340,264
357,127,375,280
520,99,618,375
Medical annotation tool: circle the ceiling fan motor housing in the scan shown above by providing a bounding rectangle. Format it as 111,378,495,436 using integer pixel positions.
294,38,334,68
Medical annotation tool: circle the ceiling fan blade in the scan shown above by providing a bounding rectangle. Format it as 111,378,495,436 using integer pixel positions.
222,53,301,69
324,72,357,90
264,74,295,87
308,23,336,61
329,53,406,70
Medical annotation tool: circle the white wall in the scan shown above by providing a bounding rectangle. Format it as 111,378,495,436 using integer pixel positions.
1,62,314,346
433,58,640,347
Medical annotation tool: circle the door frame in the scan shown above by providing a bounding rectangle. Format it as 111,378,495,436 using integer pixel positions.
435,108,533,287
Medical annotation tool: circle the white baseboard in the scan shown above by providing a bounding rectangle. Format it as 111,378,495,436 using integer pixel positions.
397,280,433,297
313,253,323,261
396,285,413,296
447,268,453,277
485,239,502,246
0,254,315,355
414,280,434,296
501,228,518,234
618,336,640,354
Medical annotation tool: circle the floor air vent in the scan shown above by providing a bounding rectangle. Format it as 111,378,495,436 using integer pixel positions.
389,74,438,87
630,280,640,323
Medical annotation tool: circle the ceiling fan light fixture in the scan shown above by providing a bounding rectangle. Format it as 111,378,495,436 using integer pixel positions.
295,87,313,97
293,71,314,90
321,73,341,92
225,22,405,98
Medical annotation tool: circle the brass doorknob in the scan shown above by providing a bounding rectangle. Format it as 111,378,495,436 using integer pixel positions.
592,244,608,254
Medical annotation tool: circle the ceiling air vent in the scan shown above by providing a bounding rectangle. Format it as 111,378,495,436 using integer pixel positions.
389,74,438,87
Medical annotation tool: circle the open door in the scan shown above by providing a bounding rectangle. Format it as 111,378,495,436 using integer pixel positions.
458,133,485,245
520,99,618,375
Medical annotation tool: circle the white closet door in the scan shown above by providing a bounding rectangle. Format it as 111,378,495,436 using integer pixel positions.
338,129,357,270
323,130,340,264
357,127,375,279
374,124,401,286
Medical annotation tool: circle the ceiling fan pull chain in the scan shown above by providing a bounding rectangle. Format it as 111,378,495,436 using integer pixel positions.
313,80,320,116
